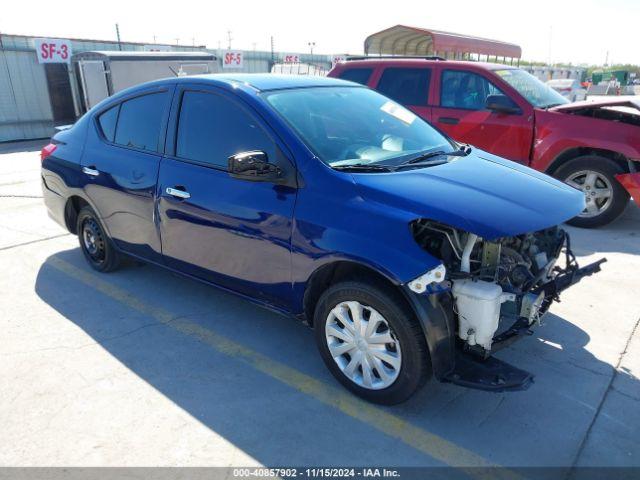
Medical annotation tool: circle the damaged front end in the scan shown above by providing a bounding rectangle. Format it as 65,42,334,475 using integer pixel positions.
406,219,606,392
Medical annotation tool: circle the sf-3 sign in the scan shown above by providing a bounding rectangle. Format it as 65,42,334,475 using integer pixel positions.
34,38,72,64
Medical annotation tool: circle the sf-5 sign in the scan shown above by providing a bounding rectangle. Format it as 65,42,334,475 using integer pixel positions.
34,38,72,64
223,50,243,69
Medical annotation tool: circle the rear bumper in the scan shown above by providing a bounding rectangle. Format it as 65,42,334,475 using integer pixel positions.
41,175,68,231
616,171,640,207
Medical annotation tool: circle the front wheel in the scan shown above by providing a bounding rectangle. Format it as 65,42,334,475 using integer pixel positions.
314,281,431,405
554,155,630,228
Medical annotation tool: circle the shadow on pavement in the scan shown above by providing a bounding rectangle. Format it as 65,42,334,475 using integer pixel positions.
34,247,639,467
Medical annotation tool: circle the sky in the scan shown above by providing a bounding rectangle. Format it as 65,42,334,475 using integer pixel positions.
2,0,638,65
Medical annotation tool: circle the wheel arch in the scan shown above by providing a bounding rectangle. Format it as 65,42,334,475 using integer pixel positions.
63,195,90,234
545,147,630,177
302,260,406,326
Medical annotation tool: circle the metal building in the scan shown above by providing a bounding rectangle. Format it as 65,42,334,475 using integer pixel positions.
0,33,334,142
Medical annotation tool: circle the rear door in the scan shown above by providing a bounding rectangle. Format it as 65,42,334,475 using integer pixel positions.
81,86,172,262
432,68,533,163
157,85,297,308
372,67,433,122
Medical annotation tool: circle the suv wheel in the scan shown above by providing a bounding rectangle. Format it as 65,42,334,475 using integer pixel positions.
314,281,431,405
555,155,630,228
76,206,121,272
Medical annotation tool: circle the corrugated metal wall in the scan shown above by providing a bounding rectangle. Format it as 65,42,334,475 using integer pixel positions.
0,34,335,142
0,50,54,141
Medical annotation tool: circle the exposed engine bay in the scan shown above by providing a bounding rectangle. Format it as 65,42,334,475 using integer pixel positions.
565,103,640,128
409,219,606,359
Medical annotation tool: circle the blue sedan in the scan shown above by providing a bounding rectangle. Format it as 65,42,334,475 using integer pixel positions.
41,74,604,404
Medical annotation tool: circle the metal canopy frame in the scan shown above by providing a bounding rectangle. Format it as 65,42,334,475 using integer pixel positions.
364,25,522,64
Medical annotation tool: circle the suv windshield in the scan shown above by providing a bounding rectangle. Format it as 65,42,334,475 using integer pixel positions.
495,69,569,108
263,86,454,168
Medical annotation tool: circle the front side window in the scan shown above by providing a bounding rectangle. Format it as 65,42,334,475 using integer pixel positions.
440,70,512,110
376,68,431,106
338,68,373,86
495,68,569,108
176,91,274,168
264,86,453,168
114,92,168,152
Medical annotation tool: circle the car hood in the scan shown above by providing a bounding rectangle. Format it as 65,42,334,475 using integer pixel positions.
549,97,640,112
352,150,585,240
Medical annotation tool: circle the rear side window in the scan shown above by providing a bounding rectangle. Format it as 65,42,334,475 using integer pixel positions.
176,91,275,169
440,70,511,110
376,68,431,106
114,92,168,152
338,68,373,85
97,106,118,142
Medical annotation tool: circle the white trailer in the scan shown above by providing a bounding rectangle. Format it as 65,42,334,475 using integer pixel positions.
71,51,218,112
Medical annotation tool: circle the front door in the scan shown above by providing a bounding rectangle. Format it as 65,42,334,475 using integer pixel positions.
432,68,533,163
157,86,297,308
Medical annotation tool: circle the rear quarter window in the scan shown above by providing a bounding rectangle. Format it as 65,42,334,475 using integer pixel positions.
337,68,373,85
97,106,118,142
376,68,431,106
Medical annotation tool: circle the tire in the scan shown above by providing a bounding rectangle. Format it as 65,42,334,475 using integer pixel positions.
76,206,121,272
314,280,431,405
554,155,630,228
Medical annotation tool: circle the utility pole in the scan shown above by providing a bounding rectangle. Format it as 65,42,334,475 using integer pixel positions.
115,23,122,50
308,41,315,55
227,31,233,50
547,26,552,67
270,36,275,64
175,37,180,45
605,50,609,67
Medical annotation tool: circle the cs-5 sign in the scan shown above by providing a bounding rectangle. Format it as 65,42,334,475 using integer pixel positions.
223,50,244,69
34,38,72,64
282,54,301,64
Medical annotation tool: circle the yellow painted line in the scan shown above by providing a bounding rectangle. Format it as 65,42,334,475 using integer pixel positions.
50,257,521,480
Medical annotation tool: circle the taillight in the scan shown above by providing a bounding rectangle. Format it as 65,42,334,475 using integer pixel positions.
40,143,57,162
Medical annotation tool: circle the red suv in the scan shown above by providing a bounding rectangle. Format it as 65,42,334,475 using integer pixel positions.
329,58,640,227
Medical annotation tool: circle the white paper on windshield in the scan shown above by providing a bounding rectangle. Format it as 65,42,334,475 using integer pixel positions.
380,101,416,125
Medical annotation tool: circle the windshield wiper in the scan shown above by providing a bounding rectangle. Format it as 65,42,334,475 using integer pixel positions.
332,164,396,172
399,145,471,166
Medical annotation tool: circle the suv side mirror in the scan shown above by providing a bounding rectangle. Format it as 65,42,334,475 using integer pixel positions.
228,151,283,183
486,94,521,114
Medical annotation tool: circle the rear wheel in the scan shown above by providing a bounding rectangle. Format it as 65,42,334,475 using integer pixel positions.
314,281,431,405
554,155,630,228
76,206,121,272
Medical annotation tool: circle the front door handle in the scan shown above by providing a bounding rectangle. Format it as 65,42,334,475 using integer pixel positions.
438,117,460,125
166,187,191,199
82,166,100,177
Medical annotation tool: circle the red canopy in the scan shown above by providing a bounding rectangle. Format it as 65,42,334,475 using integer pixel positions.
364,25,522,59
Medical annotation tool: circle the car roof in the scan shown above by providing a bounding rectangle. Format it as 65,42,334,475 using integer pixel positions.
337,58,517,71
174,73,354,91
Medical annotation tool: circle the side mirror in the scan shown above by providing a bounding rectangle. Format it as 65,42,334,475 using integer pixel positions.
228,151,283,183
485,94,521,114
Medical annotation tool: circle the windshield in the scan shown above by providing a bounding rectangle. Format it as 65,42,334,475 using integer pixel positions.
495,69,569,108
263,86,454,167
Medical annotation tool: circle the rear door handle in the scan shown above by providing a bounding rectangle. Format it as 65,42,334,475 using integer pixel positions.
82,166,100,177
438,117,460,125
166,187,191,199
